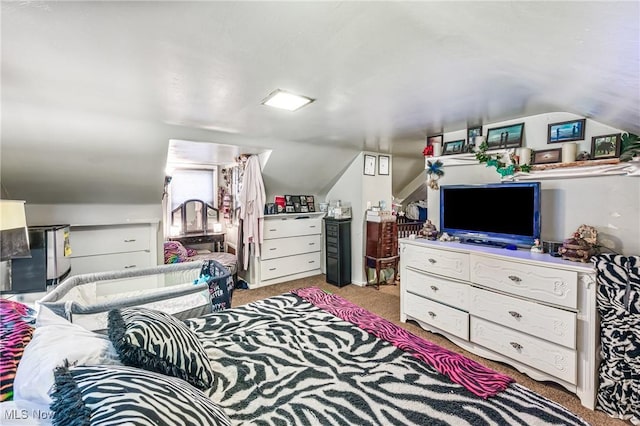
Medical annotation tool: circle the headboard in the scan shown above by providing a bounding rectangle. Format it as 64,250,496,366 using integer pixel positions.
171,199,219,234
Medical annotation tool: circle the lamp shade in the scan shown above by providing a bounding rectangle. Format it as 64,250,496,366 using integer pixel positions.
0,200,30,261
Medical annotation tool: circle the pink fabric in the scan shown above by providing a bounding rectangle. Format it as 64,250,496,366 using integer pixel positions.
163,241,190,264
291,287,514,399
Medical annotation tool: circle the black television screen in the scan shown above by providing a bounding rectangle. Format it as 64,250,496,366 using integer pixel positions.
440,182,541,247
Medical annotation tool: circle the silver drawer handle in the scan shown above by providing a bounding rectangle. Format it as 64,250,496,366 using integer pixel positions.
428,311,436,318
428,258,437,264
269,268,277,271
124,265,137,269
308,242,315,245
124,239,136,242
308,260,315,264
309,225,317,228
508,275,522,282
269,248,277,251
269,229,277,231
508,311,522,319
510,342,523,350
430,285,439,291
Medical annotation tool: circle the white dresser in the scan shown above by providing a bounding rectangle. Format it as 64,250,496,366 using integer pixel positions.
400,239,599,409
69,222,159,276
246,213,323,288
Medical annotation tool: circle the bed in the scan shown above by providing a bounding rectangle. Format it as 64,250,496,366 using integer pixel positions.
1,283,591,426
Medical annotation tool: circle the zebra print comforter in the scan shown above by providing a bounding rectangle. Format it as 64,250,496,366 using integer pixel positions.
185,288,589,426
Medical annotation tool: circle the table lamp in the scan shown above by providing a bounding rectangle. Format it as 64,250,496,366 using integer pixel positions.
0,200,31,292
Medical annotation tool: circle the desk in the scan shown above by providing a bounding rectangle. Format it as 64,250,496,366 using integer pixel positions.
168,233,225,252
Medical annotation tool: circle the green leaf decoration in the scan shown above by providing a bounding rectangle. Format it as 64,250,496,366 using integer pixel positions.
474,140,525,176
620,132,640,162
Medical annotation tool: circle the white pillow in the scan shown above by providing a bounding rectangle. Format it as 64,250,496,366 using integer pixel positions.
13,306,121,406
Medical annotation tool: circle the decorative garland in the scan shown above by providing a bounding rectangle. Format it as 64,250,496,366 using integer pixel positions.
474,142,531,176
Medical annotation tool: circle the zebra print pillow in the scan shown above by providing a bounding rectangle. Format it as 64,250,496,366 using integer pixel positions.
108,307,214,390
51,364,231,426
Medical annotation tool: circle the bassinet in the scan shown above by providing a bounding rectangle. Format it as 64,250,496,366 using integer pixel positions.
38,261,230,332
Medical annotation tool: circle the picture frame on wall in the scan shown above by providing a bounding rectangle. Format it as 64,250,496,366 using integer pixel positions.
590,133,621,159
443,140,465,155
532,148,562,164
378,155,390,175
467,126,482,152
548,119,586,144
486,122,525,149
426,134,443,147
364,154,376,176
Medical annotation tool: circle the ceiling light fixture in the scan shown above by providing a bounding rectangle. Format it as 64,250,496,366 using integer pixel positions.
261,89,314,111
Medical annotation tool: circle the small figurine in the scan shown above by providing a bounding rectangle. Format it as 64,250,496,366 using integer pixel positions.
419,219,439,240
530,238,543,253
439,232,453,242
559,231,596,262
576,151,591,161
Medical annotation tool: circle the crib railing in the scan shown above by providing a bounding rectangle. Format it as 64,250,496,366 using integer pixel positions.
397,216,425,239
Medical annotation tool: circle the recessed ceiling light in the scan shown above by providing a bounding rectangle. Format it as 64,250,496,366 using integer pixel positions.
261,89,314,111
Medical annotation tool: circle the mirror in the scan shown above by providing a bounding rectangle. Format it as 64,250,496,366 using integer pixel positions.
171,199,220,235
184,200,205,234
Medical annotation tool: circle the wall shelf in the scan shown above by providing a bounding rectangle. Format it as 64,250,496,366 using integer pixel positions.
425,154,640,181
507,158,640,181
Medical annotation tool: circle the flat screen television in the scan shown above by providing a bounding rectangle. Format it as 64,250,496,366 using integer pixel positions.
440,182,541,248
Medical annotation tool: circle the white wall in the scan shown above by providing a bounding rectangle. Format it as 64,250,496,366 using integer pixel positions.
326,152,393,285
427,113,640,255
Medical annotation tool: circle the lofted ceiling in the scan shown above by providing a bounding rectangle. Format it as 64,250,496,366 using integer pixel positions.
1,1,638,204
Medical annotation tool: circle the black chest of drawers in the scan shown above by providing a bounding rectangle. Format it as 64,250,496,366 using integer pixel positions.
324,217,351,287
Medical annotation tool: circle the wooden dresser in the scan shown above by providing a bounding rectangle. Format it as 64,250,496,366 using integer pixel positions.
365,219,398,288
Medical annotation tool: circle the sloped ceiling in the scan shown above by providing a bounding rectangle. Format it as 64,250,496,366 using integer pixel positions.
1,1,638,204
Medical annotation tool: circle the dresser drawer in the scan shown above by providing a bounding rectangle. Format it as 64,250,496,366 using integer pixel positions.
404,293,469,340
404,268,470,311
261,235,320,260
402,244,469,281
470,254,578,309
260,252,320,281
70,225,151,257
71,251,152,276
470,317,577,384
470,287,576,348
263,218,321,239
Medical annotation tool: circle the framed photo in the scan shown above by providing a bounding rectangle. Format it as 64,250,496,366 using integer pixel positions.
299,195,307,205
467,126,482,152
264,203,276,215
378,155,390,175
300,205,309,213
285,205,294,213
443,139,465,155
548,119,586,144
591,133,621,159
532,148,562,164
284,195,293,206
426,134,443,147
364,154,376,176
486,122,525,149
